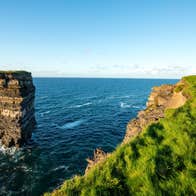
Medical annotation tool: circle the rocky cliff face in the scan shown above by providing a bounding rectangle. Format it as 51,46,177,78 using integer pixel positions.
0,71,36,148
84,80,188,173
85,148,107,174
123,81,187,143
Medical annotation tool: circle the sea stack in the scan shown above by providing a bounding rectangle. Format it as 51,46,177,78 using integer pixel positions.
0,71,36,148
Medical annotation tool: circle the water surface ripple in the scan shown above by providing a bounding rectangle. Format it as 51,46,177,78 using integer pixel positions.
0,78,177,195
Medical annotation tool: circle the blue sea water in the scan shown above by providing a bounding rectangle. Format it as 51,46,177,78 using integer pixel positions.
0,78,177,196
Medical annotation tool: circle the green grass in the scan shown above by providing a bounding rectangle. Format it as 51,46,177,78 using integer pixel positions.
0,70,29,74
46,75,196,196
174,84,185,93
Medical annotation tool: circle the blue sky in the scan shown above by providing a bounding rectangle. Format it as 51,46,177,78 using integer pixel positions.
0,0,195,78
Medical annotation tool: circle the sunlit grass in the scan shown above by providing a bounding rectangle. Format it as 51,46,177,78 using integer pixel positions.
46,75,196,196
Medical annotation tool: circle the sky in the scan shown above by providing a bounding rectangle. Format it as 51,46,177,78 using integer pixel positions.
0,0,196,78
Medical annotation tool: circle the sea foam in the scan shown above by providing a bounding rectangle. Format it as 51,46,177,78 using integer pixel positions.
69,102,92,108
120,102,132,108
61,119,86,129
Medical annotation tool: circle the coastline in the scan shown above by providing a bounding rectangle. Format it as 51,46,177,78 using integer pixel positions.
46,75,196,195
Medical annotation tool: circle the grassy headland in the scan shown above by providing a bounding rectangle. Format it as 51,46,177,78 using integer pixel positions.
46,75,196,196
0,70,29,74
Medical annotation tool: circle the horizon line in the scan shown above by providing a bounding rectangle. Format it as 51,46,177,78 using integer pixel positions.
32,76,179,80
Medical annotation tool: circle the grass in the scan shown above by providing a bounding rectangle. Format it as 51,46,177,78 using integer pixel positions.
45,75,196,196
0,70,29,74
174,84,185,93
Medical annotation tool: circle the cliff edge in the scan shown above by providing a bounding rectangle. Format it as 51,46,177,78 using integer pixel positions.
85,79,188,173
46,75,196,196
0,71,36,148
124,81,187,143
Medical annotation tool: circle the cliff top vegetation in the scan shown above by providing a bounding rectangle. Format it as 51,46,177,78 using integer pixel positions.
45,75,196,196
0,70,30,75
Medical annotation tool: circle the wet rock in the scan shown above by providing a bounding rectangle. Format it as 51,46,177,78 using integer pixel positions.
0,71,36,148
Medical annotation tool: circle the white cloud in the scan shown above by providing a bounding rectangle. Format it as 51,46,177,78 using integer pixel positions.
1,63,195,78
89,64,196,78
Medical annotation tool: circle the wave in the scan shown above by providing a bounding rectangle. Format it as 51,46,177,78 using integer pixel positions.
0,140,17,155
40,110,51,117
108,95,134,100
39,96,48,99
50,165,69,172
61,119,86,129
120,102,142,109
120,102,132,108
69,102,92,108
132,105,141,109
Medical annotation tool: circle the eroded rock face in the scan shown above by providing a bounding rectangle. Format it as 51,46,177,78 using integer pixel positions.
85,148,107,174
0,71,36,147
123,81,187,143
85,80,188,173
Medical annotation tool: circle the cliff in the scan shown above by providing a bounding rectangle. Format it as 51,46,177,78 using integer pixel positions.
0,71,36,148
124,82,187,143
46,75,196,196
85,81,188,173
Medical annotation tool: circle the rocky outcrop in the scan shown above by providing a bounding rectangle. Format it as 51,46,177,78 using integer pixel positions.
85,80,188,172
85,148,108,174
123,81,187,143
0,71,36,148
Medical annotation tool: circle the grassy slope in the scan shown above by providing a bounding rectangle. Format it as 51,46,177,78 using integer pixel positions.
46,75,196,196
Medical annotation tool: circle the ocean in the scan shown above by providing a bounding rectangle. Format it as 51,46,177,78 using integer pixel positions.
0,78,177,196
